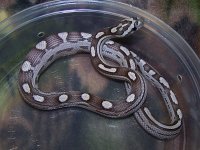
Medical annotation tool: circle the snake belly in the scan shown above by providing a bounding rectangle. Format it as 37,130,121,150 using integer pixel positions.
90,17,183,140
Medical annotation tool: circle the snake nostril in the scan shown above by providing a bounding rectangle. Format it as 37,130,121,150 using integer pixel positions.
177,74,183,83
37,32,45,38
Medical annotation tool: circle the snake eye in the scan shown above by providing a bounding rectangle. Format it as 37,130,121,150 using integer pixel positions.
135,20,139,26
134,20,143,30
131,26,137,31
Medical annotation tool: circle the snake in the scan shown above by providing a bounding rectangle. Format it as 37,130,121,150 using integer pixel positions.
18,17,183,140
18,18,147,118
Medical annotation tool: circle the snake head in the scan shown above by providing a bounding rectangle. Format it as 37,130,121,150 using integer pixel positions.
111,17,143,36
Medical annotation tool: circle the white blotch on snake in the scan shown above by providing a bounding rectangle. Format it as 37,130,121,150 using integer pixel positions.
22,61,31,72
81,32,92,39
111,23,123,33
58,32,68,42
128,71,137,81
91,46,96,57
120,46,130,56
148,70,156,76
119,23,128,31
139,59,146,66
170,90,178,104
177,109,183,119
111,27,118,33
33,95,44,102
126,94,135,103
122,18,135,36
36,41,47,50
105,41,114,45
159,77,170,88
98,64,117,73
102,101,113,109
59,94,68,102
22,83,31,93
129,58,136,70
81,93,90,101
95,32,104,39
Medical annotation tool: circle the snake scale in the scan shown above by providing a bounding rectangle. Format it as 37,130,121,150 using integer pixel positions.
18,17,183,140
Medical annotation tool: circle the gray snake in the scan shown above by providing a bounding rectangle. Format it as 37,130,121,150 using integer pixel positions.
18,18,183,140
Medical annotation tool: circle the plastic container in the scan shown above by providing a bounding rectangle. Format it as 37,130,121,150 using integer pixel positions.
0,0,199,149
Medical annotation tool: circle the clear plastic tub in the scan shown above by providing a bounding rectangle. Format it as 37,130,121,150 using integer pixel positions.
0,0,199,149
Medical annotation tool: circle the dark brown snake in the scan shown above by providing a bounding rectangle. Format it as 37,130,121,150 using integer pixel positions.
18,18,183,140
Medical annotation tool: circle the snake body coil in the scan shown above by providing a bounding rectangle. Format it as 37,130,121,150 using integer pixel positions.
18,18,183,140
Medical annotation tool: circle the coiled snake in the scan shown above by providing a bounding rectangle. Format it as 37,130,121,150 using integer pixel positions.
18,18,183,140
